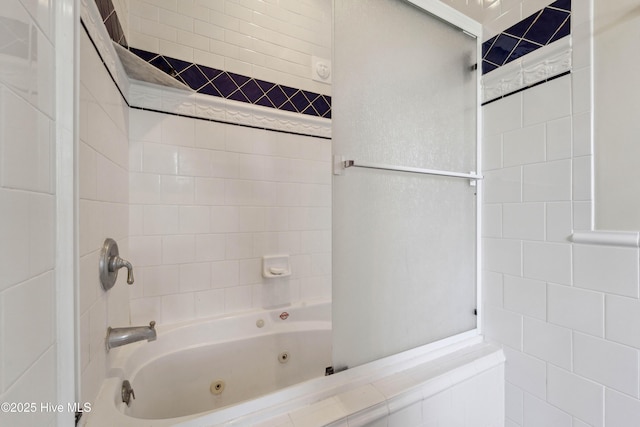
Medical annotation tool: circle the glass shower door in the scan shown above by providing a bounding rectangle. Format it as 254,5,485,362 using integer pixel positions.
332,0,480,369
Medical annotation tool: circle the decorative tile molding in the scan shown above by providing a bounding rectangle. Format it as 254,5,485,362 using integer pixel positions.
81,0,331,138
482,0,570,75
481,36,571,104
481,0,572,105
129,47,332,119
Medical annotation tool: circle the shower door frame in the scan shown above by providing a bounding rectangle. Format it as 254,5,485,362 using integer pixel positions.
332,0,485,367
405,0,484,337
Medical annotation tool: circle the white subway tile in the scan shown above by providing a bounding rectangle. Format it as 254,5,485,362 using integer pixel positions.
523,159,571,202
143,205,180,235
572,201,592,231
28,194,55,276
605,389,640,427
178,147,212,176
142,142,179,174
504,275,546,320
1,272,54,389
130,109,163,142
483,306,522,350
483,270,504,307
572,112,591,157
0,189,30,290
503,203,544,240
211,260,239,288
130,172,161,204
224,285,253,313
503,124,545,167
572,156,592,202
210,151,238,178
0,89,53,193
547,365,604,427
129,235,162,267
238,258,262,286
161,175,194,205
573,244,639,298
179,206,210,234
606,295,640,349
0,347,56,427
505,382,523,425
483,167,522,204
572,68,591,115
194,120,226,151
225,179,254,205
162,235,195,264
265,207,289,232
523,394,571,427
176,29,209,52
523,241,571,285
129,297,162,325
548,283,604,337
483,133,502,171
225,233,254,259
483,91,522,136
210,206,239,232
574,332,639,397
523,75,571,126
195,234,225,262
139,17,178,42
483,238,522,276
503,347,546,399
162,114,195,147
546,116,572,161
140,265,180,297
195,177,225,205
238,207,265,232
237,153,266,181
180,262,211,292
523,317,571,370
194,289,225,318
546,202,572,243
161,293,195,324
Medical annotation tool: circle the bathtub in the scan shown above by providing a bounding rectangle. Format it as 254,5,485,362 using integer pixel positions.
84,301,505,427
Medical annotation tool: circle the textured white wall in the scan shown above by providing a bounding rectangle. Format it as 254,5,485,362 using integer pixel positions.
127,0,332,95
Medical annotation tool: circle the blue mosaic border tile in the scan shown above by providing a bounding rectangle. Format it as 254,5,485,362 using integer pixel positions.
482,0,570,74
92,0,331,119
129,47,332,119
94,0,127,47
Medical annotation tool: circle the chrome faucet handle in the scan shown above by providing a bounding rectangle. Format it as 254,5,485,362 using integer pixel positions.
100,238,135,290
111,256,135,284
149,321,156,329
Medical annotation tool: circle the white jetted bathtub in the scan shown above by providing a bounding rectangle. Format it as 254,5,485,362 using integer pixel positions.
84,301,504,427
85,301,332,426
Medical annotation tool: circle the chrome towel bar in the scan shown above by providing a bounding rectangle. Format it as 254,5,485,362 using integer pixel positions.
334,156,482,182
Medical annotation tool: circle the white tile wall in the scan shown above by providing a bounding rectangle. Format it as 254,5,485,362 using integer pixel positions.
128,108,331,324
481,1,640,424
0,0,58,425
128,0,332,95
78,29,131,406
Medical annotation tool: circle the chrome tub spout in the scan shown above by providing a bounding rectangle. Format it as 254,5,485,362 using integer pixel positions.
107,321,156,351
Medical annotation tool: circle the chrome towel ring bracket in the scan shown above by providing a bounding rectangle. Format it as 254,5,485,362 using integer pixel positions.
99,238,134,291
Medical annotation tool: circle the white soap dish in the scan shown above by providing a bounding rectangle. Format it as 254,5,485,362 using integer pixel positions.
262,255,291,278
